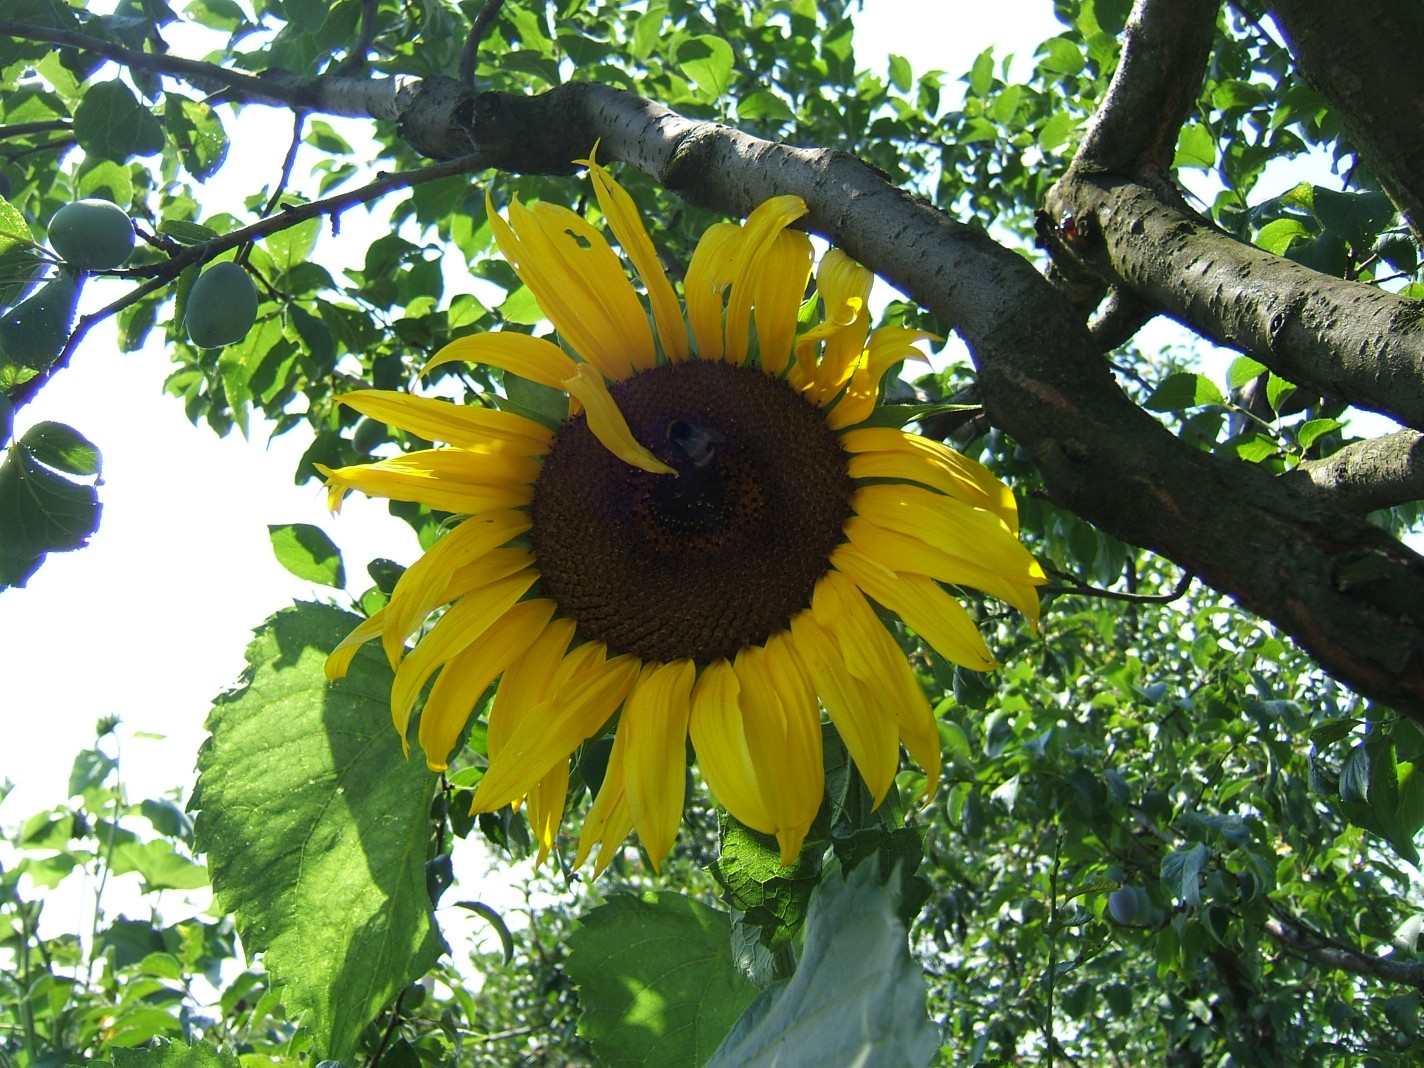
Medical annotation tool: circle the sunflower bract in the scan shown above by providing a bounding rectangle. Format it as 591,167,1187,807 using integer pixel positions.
318,160,1047,872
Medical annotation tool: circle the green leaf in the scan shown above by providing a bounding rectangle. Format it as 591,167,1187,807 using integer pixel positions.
191,603,443,1061
677,34,736,101
109,1038,242,1067
73,80,165,162
263,215,321,277
1226,355,1268,390
736,89,796,124
1173,121,1215,171
165,98,229,181
708,815,822,954
497,285,545,325
77,160,135,205
1161,842,1209,907
1312,186,1395,251
1255,217,1310,256
1144,372,1224,412
22,420,101,476
267,522,345,587
0,420,102,587
1296,417,1342,451
283,0,330,32
108,838,209,891
706,860,939,1068
888,53,912,93
566,893,759,1067
0,272,79,374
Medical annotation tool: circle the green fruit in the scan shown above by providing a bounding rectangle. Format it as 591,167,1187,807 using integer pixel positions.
185,261,258,348
48,199,134,270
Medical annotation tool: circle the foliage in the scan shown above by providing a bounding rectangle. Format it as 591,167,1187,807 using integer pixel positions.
4,0,1424,1065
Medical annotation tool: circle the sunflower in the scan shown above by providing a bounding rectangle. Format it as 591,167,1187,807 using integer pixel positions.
318,159,1045,872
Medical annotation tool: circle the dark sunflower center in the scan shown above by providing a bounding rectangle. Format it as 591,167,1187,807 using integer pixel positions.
529,360,853,664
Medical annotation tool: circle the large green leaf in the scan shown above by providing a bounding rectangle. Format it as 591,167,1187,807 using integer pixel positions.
706,860,939,1068
191,603,442,1061
566,893,760,1067
0,420,102,589
72,80,165,162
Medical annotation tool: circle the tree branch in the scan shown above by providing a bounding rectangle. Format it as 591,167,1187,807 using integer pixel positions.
1264,914,1424,989
1075,0,1220,174
1289,431,1424,515
1044,175,1424,433
1264,0,1424,245
7,154,485,412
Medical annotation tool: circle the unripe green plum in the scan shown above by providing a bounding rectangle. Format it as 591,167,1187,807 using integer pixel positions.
185,262,258,348
48,199,135,270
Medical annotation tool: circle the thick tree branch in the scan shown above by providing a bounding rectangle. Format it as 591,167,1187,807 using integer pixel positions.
1075,0,1220,174
1044,175,1424,433
1265,0,1424,245
1265,915,1424,989
1289,431,1424,515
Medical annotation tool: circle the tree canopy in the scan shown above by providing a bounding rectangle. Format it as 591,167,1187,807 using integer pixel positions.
3,1,1424,1066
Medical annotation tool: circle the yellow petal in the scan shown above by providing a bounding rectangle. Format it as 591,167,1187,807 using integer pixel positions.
526,759,570,868
486,616,578,760
852,482,1045,585
688,659,773,833
734,634,824,864
473,644,639,812
417,599,557,771
562,364,677,475
826,327,935,430
389,568,539,740
794,249,873,395
841,425,1019,532
574,725,635,875
621,660,696,869
583,156,690,362
382,509,532,668
424,332,578,393
831,543,998,672
684,222,741,361
315,450,535,514
724,196,809,365
844,514,1041,628
812,570,940,799
325,606,387,681
492,190,652,378
753,230,814,376
788,609,899,806
335,389,553,452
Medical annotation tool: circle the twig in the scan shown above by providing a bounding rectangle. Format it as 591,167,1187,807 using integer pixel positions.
0,120,72,140
458,0,509,86
1042,567,1194,605
7,152,486,412
0,19,321,111
259,110,309,223
334,0,380,76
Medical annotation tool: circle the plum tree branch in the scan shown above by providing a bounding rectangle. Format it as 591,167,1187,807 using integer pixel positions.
1264,913,1424,989
1290,431,1424,515
1264,0,1424,245
1044,175,1424,433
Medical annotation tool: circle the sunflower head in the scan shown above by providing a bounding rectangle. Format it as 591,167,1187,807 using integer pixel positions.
318,158,1046,872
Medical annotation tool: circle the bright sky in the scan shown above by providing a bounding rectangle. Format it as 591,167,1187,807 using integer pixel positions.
0,0,1062,824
